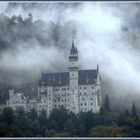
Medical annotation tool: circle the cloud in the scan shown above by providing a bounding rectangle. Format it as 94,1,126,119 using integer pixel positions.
0,2,140,108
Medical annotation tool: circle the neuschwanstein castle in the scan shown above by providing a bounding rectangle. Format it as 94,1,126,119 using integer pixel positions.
6,41,103,115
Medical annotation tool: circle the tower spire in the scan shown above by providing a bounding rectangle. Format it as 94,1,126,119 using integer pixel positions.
70,31,78,55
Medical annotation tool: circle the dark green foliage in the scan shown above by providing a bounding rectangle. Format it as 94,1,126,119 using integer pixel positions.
125,109,130,117
49,106,68,131
131,102,138,118
28,108,38,121
89,125,124,137
64,119,75,136
2,107,15,125
100,94,111,114
0,104,140,137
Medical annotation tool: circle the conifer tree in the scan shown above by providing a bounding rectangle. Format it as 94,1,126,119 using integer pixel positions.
100,94,111,114
131,102,138,118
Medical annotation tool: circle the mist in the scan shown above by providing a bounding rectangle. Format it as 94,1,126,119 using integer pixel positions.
0,2,140,110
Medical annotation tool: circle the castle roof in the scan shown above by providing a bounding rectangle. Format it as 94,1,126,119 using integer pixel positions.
39,69,98,86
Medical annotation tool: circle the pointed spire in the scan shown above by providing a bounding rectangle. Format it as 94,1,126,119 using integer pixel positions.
70,39,76,54
97,64,99,72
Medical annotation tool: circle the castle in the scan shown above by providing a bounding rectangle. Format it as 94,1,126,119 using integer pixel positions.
6,41,103,115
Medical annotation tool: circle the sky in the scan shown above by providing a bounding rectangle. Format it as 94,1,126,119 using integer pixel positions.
0,2,140,109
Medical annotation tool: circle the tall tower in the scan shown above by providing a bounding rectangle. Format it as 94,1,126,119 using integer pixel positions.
68,40,79,113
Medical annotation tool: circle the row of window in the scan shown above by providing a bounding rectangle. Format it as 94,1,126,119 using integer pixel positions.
54,86,95,91
54,92,95,97
54,98,69,102
55,93,69,97
42,96,95,103
12,101,25,104
81,97,94,101
80,102,94,106
79,92,95,95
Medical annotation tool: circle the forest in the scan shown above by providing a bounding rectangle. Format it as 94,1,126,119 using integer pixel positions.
0,95,140,137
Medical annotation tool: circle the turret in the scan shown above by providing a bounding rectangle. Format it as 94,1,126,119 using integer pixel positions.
68,40,79,71
68,40,79,114
9,89,14,99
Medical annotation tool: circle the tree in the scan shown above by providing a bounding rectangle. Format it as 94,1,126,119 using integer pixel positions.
2,107,15,125
10,125,24,137
77,123,86,136
131,102,138,118
38,109,47,126
28,13,33,21
125,109,130,117
47,120,59,131
49,106,68,131
0,122,8,136
100,94,111,114
89,125,124,137
64,119,75,136
104,94,111,112
28,108,38,121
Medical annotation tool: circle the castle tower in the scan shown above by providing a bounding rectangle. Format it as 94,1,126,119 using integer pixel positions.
68,40,79,113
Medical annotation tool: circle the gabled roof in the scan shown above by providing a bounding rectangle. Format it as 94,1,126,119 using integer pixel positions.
39,69,98,86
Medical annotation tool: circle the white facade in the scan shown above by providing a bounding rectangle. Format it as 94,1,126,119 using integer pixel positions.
6,89,27,111
37,41,103,116
6,41,103,116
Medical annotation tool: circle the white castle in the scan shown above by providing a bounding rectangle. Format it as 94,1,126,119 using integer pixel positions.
6,41,103,116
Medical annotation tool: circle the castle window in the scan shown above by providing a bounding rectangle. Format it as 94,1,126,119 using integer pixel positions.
75,87,77,89
82,98,84,101
90,98,93,100
84,93,86,95
62,88,65,91
84,103,87,106
46,105,47,107
84,87,86,89
67,87,69,90
81,103,83,106
91,102,93,105
92,92,94,95
80,87,81,89
79,92,81,95
92,86,94,89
